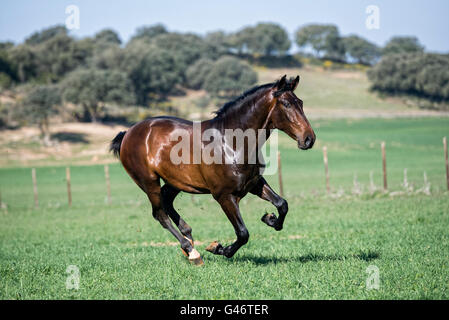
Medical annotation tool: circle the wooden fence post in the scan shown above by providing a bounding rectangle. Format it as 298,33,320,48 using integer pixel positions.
31,168,38,208
66,167,72,207
381,142,387,191
277,151,284,197
323,146,330,194
104,164,111,205
444,137,449,191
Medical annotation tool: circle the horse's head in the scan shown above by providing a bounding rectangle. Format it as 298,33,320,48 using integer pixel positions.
269,75,316,150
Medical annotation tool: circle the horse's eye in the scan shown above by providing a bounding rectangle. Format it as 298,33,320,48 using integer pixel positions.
283,101,291,108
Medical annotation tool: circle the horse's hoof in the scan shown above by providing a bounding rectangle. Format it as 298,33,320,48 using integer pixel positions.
261,213,277,227
181,236,196,258
205,241,222,254
188,248,204,266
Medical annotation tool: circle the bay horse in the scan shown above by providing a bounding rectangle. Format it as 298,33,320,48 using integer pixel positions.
110,75,315,265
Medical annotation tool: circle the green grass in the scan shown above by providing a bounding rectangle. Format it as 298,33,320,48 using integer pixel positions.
257,67,412,114
1,117,449,299
175,66,417,119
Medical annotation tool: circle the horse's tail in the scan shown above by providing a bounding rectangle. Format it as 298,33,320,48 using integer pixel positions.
110,131,126,159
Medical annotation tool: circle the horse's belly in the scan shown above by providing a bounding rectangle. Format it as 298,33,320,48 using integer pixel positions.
157,163,210,194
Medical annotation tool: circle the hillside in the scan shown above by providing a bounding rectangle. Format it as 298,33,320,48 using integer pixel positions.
1,65,448,168
173,65,449,120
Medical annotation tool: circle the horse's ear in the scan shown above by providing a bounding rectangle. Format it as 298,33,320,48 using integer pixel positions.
273,75,287,97
277,75,287,90
291,75,300,91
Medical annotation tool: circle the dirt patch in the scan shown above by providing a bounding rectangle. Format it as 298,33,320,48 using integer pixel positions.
0,122,127,167
286,235,306,240
332,71,364,79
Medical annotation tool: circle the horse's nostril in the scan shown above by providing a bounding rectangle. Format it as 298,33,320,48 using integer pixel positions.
305,136,312,147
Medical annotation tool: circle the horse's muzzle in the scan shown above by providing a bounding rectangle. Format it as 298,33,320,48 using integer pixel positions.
298,134,315,150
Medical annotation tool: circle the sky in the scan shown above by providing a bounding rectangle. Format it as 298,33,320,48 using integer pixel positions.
1,0,448,53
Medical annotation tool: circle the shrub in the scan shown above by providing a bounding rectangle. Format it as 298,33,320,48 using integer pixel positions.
203,56,258,97
368,53,449,108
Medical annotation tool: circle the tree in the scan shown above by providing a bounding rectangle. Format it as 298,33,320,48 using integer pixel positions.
129,24,168,43
9,34,94,84
150,32,212,75
367,52,449,107
342,35,381,65
185,58,215,90
94,29,122,45
230,23,291,56
91,45,125,70
382,36,424,55
7,27,95,84
8,44,38,82
25,25,68,45
228,27,253,54
0,47,17,87
204,31,231,52
36,34,94,82
0,101,16,129
203,56,258,97
61,69,135,122
123,40,183,105
295,24,345,60
20,85,61,145
126,32,216,96
249,23,291,56
93,29,122,54
0,41,14,50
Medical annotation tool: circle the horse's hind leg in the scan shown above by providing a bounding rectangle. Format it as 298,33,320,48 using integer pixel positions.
206,194,249,258
145,179,203,265
161,184,194,245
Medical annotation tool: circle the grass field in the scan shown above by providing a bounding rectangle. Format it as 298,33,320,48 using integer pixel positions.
1,117,449,299
173,66,448,120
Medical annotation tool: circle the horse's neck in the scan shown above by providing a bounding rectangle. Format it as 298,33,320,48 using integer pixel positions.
208,92,273,158
214,92,273,133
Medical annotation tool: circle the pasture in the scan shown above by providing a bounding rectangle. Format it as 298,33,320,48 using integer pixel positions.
173,66,446,120
1,117,448,299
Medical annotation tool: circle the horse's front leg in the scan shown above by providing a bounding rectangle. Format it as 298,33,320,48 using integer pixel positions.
250,176,288,231
206,194,249,258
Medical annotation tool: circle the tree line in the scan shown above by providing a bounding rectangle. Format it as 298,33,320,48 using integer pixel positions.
0,22,447,140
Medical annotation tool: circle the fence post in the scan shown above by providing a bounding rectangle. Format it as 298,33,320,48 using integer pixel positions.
31,168,38,208
104,164,111,205
444,137,449,191
323,146,330,194
381,142,387,191
66,167,72,207
277,151,284,197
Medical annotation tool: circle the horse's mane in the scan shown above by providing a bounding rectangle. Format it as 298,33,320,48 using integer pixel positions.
214,82,275,118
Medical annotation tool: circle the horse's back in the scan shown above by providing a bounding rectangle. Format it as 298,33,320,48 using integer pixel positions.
120,117,209,193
